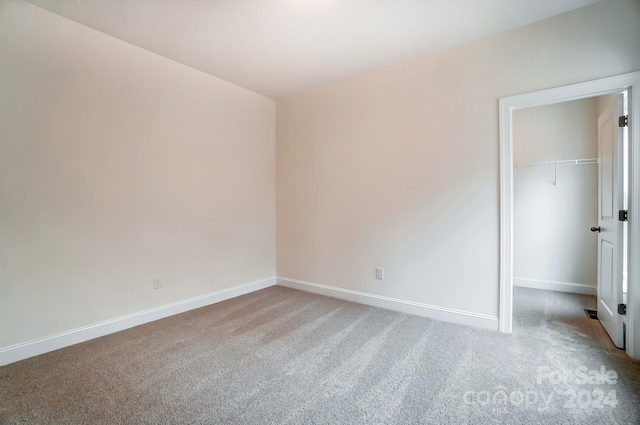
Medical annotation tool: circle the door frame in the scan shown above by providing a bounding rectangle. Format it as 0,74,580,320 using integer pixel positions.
498,71,640,360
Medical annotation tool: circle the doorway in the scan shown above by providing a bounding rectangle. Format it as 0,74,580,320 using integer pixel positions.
511,95,626,348
498,71,640,360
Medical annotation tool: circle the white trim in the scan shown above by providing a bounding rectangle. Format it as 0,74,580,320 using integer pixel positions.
514,277,597,296
277,277,499,331
499,94,514,333
0,277,276,366
499,70,640,360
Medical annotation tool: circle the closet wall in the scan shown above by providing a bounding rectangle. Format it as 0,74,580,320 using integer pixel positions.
513,98,599,293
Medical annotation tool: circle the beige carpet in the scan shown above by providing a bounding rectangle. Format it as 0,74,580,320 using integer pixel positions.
1,286,639,424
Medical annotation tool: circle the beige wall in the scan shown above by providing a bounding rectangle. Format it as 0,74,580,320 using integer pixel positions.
276,0,640,317
514,99,598,165
0,0,275,347
513,99,599,287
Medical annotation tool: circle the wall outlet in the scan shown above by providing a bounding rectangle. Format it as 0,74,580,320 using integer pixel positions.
153,276,162,289
376,268,384,280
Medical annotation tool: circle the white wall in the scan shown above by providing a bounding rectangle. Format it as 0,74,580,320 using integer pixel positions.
0,0,275,348
276,0,640,322
513,99,598,290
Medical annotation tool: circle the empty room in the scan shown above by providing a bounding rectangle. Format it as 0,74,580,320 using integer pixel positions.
1,0,640,423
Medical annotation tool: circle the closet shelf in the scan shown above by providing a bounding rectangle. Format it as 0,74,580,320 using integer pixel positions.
514,157,599,168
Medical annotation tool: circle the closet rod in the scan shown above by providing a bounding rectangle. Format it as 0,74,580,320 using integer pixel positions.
514,157,599,168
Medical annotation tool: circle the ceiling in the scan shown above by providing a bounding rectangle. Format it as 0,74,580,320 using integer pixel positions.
24,0,602,99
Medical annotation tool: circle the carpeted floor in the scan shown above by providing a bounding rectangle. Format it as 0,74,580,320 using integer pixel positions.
1,286,639,424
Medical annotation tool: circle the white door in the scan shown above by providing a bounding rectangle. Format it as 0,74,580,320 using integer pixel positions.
596,95,625,348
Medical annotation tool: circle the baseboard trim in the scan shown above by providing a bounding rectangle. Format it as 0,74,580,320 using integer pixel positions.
277,277,498,331
0,276,276,366
514,277,597,296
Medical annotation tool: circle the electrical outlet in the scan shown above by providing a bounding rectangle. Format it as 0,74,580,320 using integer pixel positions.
153,276,162,289
376,268,384,280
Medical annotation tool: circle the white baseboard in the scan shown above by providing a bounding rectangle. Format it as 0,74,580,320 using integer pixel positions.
277,277,499,331
0,277,276,366
514,277,597,296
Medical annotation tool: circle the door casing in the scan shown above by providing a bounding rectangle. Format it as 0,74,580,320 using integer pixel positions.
498,71,640,360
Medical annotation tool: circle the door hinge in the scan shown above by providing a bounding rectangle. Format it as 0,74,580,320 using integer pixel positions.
618,210,628,222
618,304,627,315
618,115,628,127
